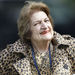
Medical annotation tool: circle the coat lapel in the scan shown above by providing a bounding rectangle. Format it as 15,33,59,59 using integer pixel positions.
11,39,32,75
51,43,71,75
51,32,72,75
13,58,32,75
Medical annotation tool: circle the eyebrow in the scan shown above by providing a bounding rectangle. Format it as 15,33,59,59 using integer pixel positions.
34,20,41,23
34,17,49,23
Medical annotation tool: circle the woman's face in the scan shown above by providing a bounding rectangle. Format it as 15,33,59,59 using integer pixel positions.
30,11,53,41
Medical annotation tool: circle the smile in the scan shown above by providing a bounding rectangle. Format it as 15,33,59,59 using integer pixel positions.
40,30,50,35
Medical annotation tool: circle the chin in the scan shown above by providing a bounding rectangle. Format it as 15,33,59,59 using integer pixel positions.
32,33,53,41
43,33,53,39
40,35,53,41
43,37,53,41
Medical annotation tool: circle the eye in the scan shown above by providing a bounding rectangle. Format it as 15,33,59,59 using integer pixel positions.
44,19,50,22
33,23,39,26
34,23,38,26
33,21,41,26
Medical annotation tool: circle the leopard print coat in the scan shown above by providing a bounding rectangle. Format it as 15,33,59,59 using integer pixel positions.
0,31,75,75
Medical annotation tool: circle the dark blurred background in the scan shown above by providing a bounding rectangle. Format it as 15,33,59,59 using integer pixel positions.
0,0,75,50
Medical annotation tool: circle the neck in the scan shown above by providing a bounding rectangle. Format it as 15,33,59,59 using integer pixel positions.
31,39,51,53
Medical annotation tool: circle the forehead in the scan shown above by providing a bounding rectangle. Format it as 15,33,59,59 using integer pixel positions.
30,11,48,22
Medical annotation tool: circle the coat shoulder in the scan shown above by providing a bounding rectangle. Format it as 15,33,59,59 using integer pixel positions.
0,39,29,75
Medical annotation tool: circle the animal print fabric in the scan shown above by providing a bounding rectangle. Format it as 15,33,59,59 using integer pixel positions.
0,31,75,75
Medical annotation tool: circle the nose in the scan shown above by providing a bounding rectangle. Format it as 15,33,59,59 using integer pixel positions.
41,22,47,30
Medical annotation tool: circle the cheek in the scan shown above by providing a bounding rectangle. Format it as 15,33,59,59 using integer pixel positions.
31,28,39,36
48,23,52,27
48,24,53,30
31,26,40,34
31,29,41,40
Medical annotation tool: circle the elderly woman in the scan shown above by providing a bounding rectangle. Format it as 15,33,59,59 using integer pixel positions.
0,1,75,75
